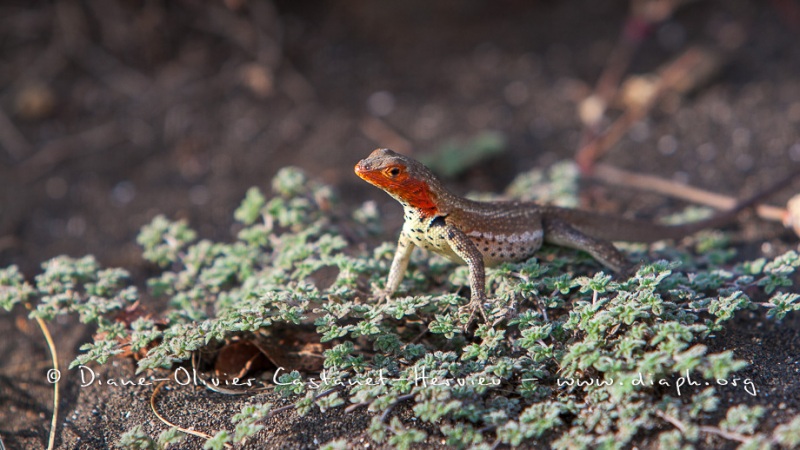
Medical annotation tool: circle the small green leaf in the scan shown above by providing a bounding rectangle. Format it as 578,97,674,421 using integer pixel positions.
234,187,267,225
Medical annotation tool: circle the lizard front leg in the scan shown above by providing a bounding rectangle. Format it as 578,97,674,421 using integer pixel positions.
443,223,489,324
382,232,416,300
543,217,632,273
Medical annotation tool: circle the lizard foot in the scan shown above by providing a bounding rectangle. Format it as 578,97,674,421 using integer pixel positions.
459,297,490,329
372,287,396,306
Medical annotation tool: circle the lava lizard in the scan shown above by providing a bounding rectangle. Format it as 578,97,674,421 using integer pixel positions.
355,148,796,321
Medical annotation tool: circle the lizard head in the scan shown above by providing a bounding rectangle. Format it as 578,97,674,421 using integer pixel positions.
355,148,441,217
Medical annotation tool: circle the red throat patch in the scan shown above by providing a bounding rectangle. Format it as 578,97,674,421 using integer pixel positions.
397,177,438,217
355,165,439,218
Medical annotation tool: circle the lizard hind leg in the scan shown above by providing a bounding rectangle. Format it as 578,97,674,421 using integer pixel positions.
542,218,634,274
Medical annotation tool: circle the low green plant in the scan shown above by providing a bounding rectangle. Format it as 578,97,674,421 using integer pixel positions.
2,163,799,449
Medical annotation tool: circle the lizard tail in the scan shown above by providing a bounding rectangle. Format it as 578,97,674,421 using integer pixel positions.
544,168,800,243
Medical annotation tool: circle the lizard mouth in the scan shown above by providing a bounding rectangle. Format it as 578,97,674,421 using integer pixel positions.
354,160,377,183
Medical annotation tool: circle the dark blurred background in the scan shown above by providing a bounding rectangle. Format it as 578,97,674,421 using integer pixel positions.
1,0,799,277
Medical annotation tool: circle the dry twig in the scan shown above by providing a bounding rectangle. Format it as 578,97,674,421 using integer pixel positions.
655,410,774,445
576,46,724,172
150,380,233,449
576,0,700,167
590,163,789,222
21,301,61,450
35,315,59,450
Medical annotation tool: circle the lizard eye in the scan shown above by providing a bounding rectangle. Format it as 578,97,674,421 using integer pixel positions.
384,166,402,178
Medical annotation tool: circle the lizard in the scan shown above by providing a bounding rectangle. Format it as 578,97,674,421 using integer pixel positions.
354,148,797,322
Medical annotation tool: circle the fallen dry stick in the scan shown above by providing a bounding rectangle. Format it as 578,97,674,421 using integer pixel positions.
576,45,725,173
591,162,789,223
579,0,699,131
